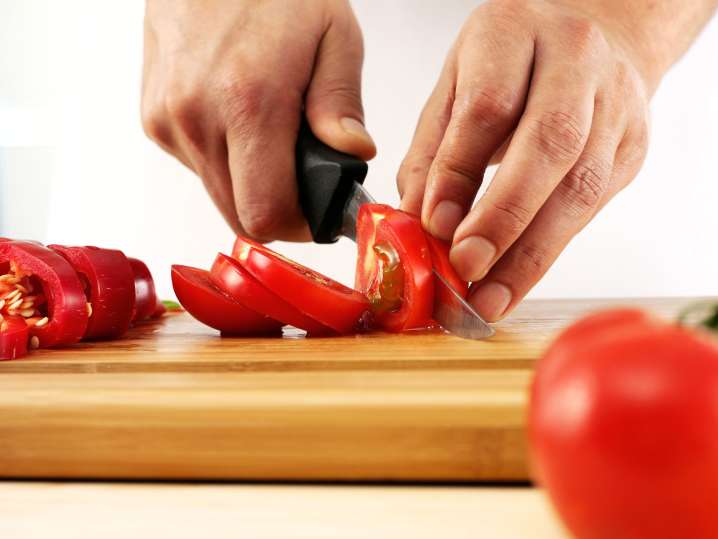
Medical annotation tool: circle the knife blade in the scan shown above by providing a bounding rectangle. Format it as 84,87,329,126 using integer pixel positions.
296,120,494,339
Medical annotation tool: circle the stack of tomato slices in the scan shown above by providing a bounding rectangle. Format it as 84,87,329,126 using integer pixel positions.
0,238,163,360
173,204,469,336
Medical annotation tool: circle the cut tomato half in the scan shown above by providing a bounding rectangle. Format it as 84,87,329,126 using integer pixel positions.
355,206,434,332
49,245,135,340
211,253,334,336
424,234,468,305
172,264,282,336
0,317,30,360
231,237,370,335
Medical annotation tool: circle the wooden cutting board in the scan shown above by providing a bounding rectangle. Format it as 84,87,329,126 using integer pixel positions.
0,298,694,482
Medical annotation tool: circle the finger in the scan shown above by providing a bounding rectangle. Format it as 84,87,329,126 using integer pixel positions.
420,28,534,241
450,39,601,282
396,56,457,216
467,94,626,321
305,7,375,161
224,83,310,242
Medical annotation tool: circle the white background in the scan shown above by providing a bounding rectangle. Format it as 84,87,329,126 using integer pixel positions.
1,0,716,300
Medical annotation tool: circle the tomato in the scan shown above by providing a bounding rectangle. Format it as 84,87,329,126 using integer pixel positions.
172,265,282,336
0,241,88,347
50,245,135,340
128,257,159,322
424,234,468,305
0,317,30,360
231,237,369,334
529,308,718,539
211,253,335,336
355,205,434,332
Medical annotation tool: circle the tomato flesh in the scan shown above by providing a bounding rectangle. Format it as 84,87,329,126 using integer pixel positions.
231,237,369,335
530,308,718,538
0,316,30,360
211,253,334,336
356,205,434,332
172,264,282,336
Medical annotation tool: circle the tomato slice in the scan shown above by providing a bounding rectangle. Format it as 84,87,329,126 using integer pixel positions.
231,237,370,335
0,241,88,347
424,234,468,304
0,317,29,360
172,265,282,336
49,245,135,340
128,257,159,323
355,206,434,332
211,253,334,336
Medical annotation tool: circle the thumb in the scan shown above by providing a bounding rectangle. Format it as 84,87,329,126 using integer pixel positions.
305,13,376,161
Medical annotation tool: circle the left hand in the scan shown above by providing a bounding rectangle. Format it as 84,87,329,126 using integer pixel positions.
397,0,653,321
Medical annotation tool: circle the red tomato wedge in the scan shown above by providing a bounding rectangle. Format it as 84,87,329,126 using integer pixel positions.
231,237,370,335
0,317,30,360
172,264,282,336
0,241,88,347
424,234,468,305
49,245,135,340
355,206,434,332
128,257,159,322
211,253,334,336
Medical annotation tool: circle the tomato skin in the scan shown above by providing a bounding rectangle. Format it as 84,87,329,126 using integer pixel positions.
356,206,434,332
0,317,29,360
211,253,334,336
49,245,135,340
172,265,282,336
424,234,468,303
0,241,88,347
128,257,159,323
231,237,369,335
529,308,718,539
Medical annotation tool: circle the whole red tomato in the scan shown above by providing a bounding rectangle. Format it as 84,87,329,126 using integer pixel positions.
529,308,718,539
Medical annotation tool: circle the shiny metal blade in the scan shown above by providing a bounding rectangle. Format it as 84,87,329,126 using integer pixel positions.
341,182,375,241
433,271,495,340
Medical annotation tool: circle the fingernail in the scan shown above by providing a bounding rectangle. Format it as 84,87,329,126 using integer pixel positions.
469,282,512,322
428,200,463,241
450,236,497,282
340,117,375,147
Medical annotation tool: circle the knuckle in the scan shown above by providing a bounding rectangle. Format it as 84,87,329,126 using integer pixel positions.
311,79,363,106
434,153,482,191
489,198,533,235
140,103,167,145
529,110,586,163
514,242,549,276
163,88,202,124
563,16,607,58
459,87,517,131
220,78,267,125
557,156,611,215
239,206,283,240
397,155,432,191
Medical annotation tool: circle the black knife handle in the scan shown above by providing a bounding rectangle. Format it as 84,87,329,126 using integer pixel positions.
296,120,368,244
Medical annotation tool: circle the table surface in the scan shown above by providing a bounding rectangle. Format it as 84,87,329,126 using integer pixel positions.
0,482,568,538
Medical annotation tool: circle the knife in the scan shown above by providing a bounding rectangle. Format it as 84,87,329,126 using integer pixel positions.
295,120,494,340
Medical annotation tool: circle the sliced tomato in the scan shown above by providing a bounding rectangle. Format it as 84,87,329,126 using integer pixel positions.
424,234,468,304
172,265,282,336
49,245,135,340
355,206,434,332
128,257,159,322
231,237,370,335
0,241,88,347
0,317,29,360
211,253,335,336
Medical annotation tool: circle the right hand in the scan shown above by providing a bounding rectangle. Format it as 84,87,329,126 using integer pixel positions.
142,0,376,241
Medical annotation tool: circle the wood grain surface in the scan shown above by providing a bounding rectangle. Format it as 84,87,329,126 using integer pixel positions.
0,297,696,481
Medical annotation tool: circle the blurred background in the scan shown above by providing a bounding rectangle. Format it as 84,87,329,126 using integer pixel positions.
1,0,716,300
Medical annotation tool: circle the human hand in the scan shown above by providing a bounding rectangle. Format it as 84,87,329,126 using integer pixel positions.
398,0,655,321
142,0,375,241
